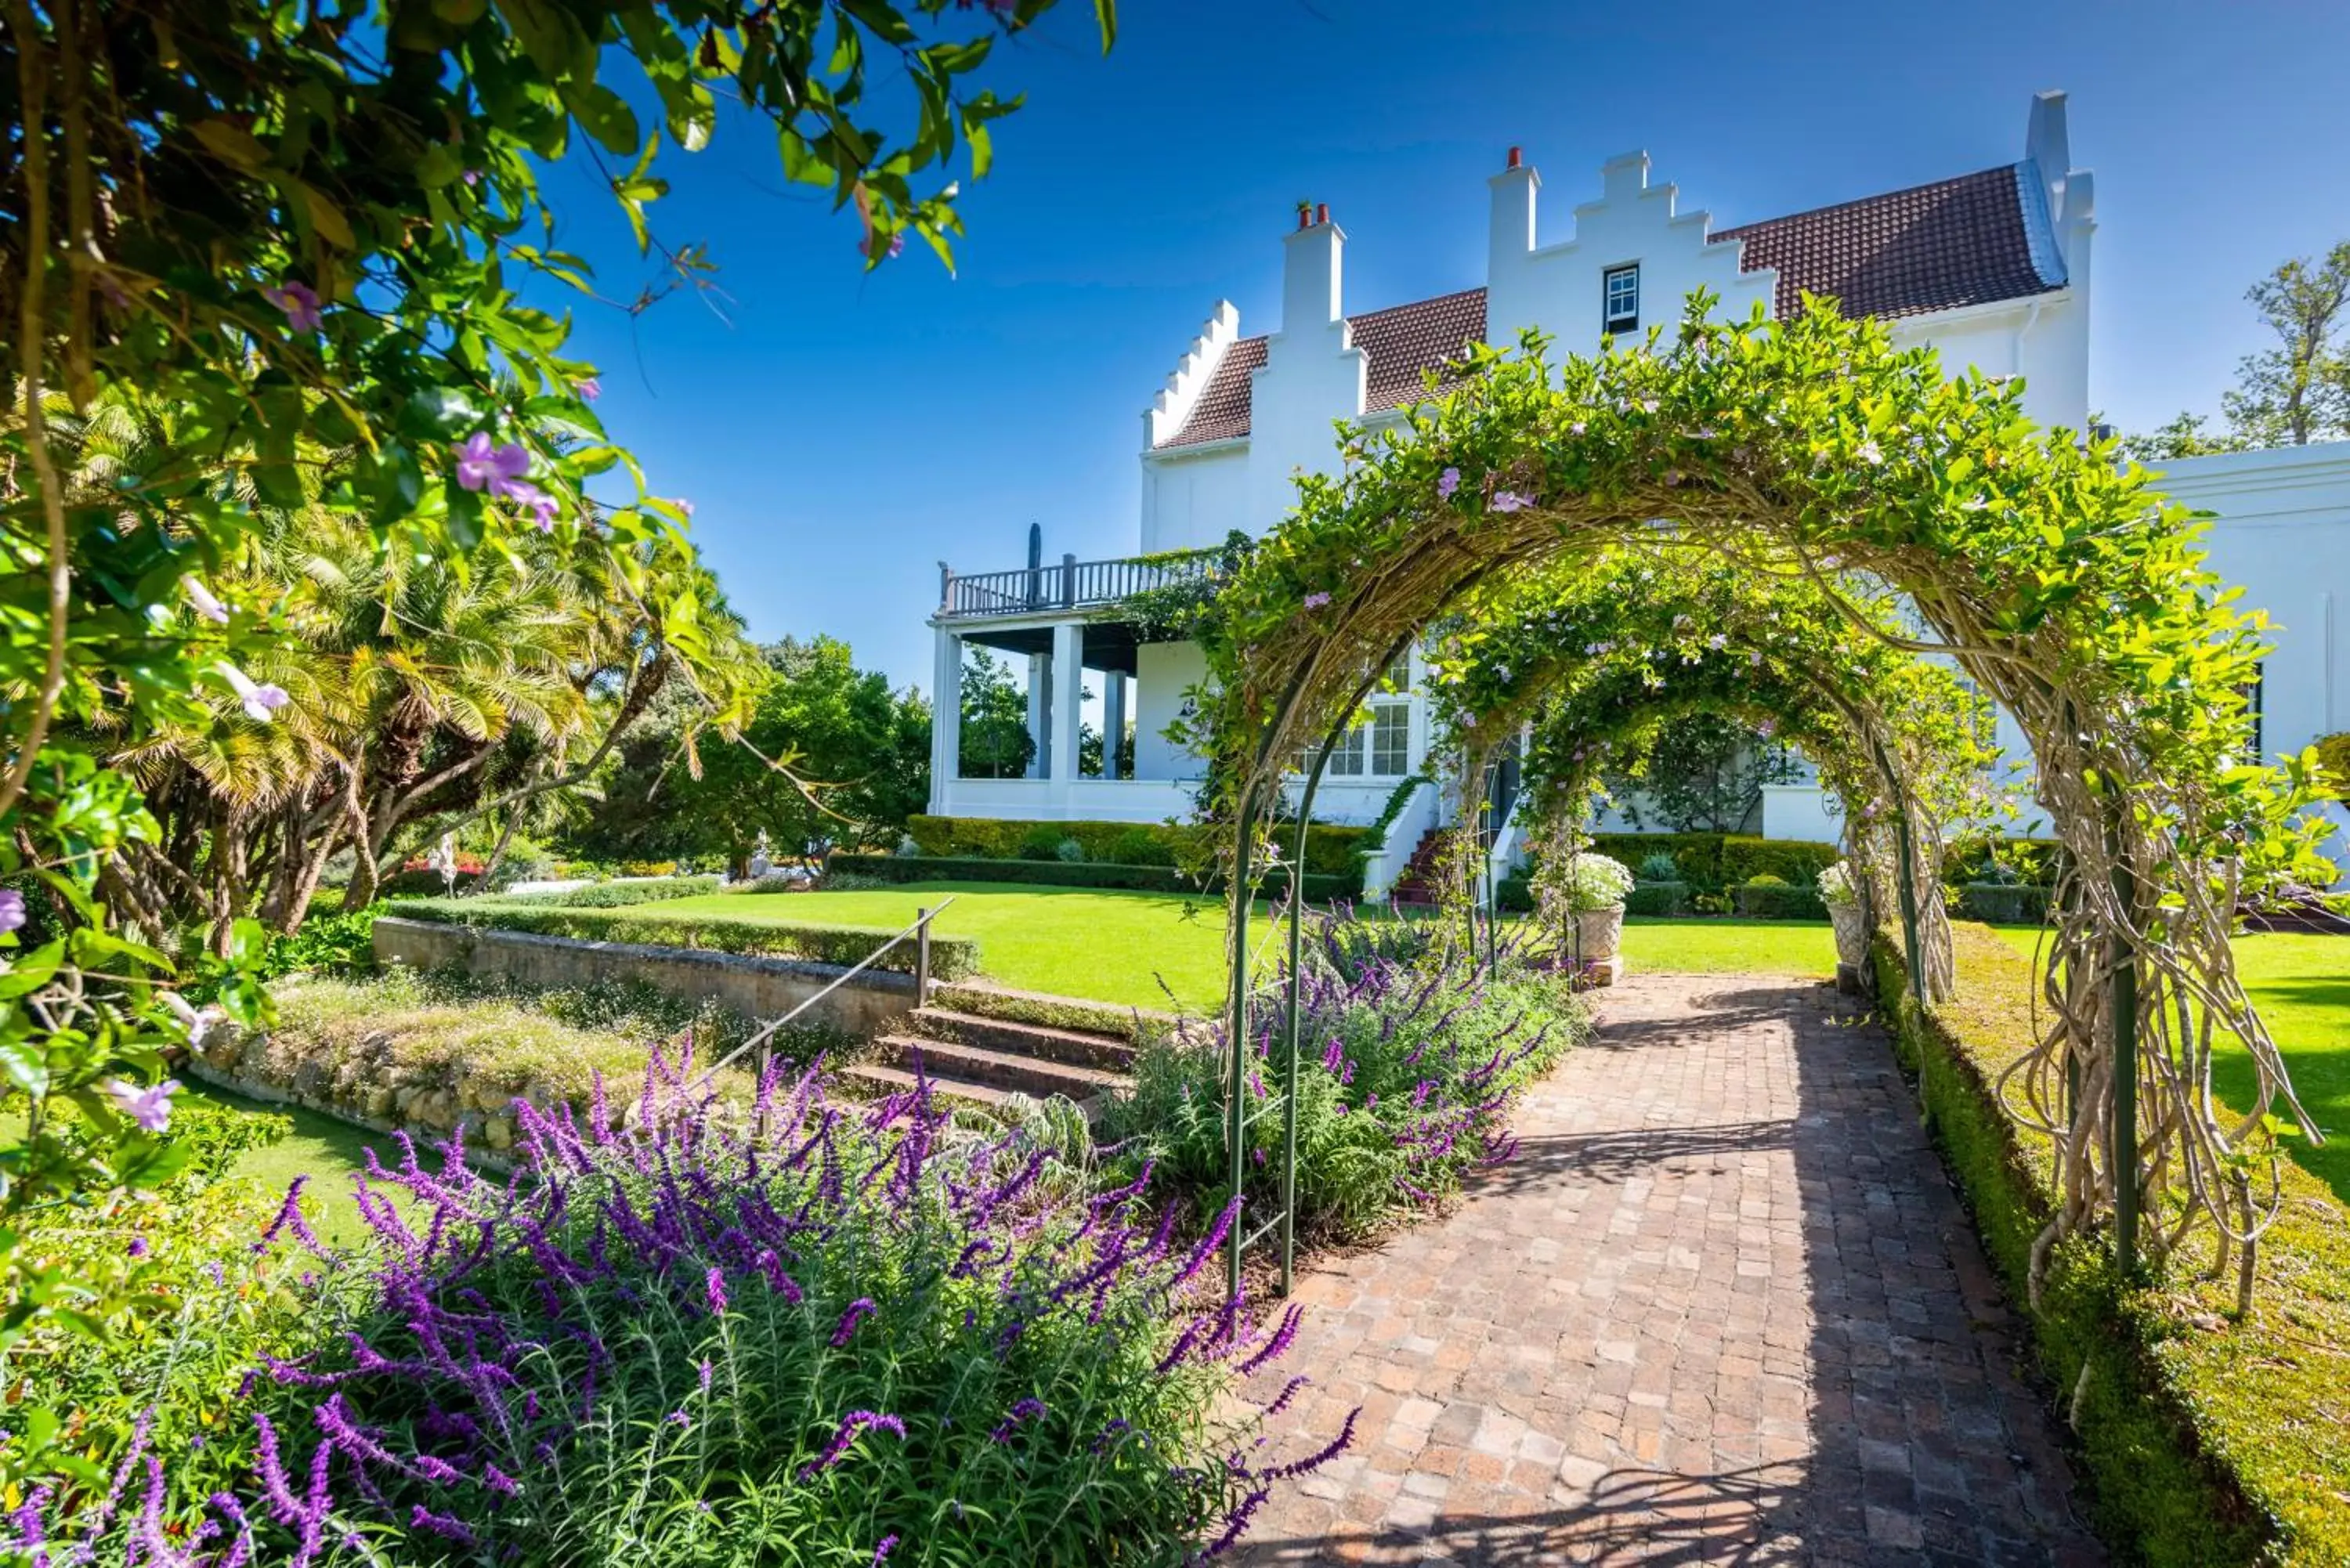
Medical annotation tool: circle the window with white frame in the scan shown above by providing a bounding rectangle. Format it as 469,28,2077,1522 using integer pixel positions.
1603,264,1640,335
1327,702,1410,778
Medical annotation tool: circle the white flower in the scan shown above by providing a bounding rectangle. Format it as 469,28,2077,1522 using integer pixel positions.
1855,439,1884,465
218,663,289,722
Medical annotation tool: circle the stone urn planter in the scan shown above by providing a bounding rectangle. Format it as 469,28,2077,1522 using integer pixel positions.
1569,902,1625,986
1826,898,1870,992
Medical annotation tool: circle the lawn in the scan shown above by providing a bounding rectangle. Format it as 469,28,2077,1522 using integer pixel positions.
193,1081,390,1242
1993,926,2350,1203
656,885,1841,1010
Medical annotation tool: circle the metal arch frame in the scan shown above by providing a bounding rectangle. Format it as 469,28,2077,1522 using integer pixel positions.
1226,630,1423,1303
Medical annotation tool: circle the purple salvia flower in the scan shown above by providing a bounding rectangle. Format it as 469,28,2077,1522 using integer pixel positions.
705,1266,728,1316
1237,1305,1303,1375
873,1537,901,1566
831,1297,878,1346
989,1396,1046,1443
1263,1375,1311,1417
797,1411,906,1481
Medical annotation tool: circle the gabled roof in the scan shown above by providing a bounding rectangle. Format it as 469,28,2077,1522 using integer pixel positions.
1152,162,2066,451
1710,163,2066,321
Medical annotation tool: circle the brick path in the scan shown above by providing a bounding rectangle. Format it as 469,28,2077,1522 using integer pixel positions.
1239,973,2102,1566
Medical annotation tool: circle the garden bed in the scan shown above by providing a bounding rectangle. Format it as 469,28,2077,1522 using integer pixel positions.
381,895,982,977
1875,923,2350,1566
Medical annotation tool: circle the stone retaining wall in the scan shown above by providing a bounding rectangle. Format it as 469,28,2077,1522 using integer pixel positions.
371,917,919,1038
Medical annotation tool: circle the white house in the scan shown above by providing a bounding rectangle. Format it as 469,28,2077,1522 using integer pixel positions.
924,92,2350,887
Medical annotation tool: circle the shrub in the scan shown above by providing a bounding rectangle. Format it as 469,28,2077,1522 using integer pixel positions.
1742,873,1789,887
381,899,982,979
1636,852,1680,883
11,1061,1350,1564
1105,827,1176,867
1873,925,2350,1564
906,815,1375,883
1955,882,2053,926
1017,823,1067,862
822,854,1358,903
1101,909,1585,1244
2319,732,2350,800
1547,852,1633,912
617,858,681,877
1716,837,1838,887
1054,836,1086,863
501,874,725,908
1731,880,1826,919
1623,882,1689,917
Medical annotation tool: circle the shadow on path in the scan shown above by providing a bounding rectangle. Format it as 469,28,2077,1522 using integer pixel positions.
1235,974,2102,1566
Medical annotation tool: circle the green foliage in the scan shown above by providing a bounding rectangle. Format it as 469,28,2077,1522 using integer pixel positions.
1875,925,2350,1565
1101,954,1585,1244
1605,710,1801,833
384,899,982,980
956,648,1038,779
2317,732,2350,800
2219,241,2350,447
1636,852,1681,882
1954,883,2054,926
1018,823,1070,862
1730,881,1826,919
508,875,724,908
907,815,1375,883
1623,881,1691,916
573,636,929,868
824,853,1358,902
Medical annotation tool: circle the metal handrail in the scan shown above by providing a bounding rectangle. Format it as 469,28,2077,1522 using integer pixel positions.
938,549,1219,620
688,895,958,1093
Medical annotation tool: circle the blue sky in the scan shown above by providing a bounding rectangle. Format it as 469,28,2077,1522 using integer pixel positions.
548,0,2350,693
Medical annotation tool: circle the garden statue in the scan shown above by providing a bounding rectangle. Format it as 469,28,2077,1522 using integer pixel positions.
749,829,772,880
427,833,461,898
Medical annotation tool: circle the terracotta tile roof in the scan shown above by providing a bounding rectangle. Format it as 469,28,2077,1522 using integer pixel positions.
1156,165,2063,448
1711,164,2064,321
1162,333,1267,447
1354,287,1490,414
1159,290,1487,449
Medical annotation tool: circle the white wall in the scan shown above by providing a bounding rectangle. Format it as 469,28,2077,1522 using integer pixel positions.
1485,152,1775,356
1141,444,1249,555
1133,640,1209,782
2160,443,2350,758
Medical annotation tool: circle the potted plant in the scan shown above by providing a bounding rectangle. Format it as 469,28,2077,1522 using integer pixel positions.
1819,859,1869,978
1536,850,1634,976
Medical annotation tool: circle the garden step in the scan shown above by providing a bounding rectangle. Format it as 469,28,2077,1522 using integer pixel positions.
909,1007,1136,1070
927,979,1173,1042
839,1060,1013,1109
884,1035,1127,1101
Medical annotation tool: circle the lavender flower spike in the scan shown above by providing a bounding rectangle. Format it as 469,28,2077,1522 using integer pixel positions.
830,1296,878,1346
798,1411,906,1481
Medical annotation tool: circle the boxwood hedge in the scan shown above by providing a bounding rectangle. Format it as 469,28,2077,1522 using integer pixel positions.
826,853,1358,903
904,814,1375,884
1874,923,2350,1565
381,899,981,979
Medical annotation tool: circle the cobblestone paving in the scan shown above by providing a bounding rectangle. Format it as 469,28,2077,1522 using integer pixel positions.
1238,974,2103,1566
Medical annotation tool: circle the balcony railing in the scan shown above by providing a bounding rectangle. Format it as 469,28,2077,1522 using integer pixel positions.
938,549,1217,620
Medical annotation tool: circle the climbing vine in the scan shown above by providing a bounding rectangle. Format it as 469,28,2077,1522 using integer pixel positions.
1194,294,2338,1285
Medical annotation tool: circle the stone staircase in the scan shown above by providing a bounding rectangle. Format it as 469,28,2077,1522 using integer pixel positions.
842,980,1155,1115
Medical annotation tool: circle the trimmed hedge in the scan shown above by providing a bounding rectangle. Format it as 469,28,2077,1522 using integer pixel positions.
507,876,725,908
1579,833,1838,893
1954,882,2055,926
1625,881,1690,916
1874,923,2350,1565
1943,836,2063,887
826,853,1358,904
1731,881,1828,919
904,814,1376,883
381,898,982,980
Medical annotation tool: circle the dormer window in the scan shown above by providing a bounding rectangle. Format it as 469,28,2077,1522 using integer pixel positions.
1603,264,1640,336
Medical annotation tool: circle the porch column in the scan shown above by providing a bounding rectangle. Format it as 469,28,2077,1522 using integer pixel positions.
1050,623,1083,788
1103,670,1128,780
930,627,961,806
1026,652,1051,779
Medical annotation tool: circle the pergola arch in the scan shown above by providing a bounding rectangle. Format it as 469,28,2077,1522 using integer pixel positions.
1418,551,1991,1001
1193,297,2335,1299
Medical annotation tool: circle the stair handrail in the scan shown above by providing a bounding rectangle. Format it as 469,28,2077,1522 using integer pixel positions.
686,896,959,1095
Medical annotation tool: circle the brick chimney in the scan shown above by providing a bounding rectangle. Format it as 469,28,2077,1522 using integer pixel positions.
1282,201,1345,334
